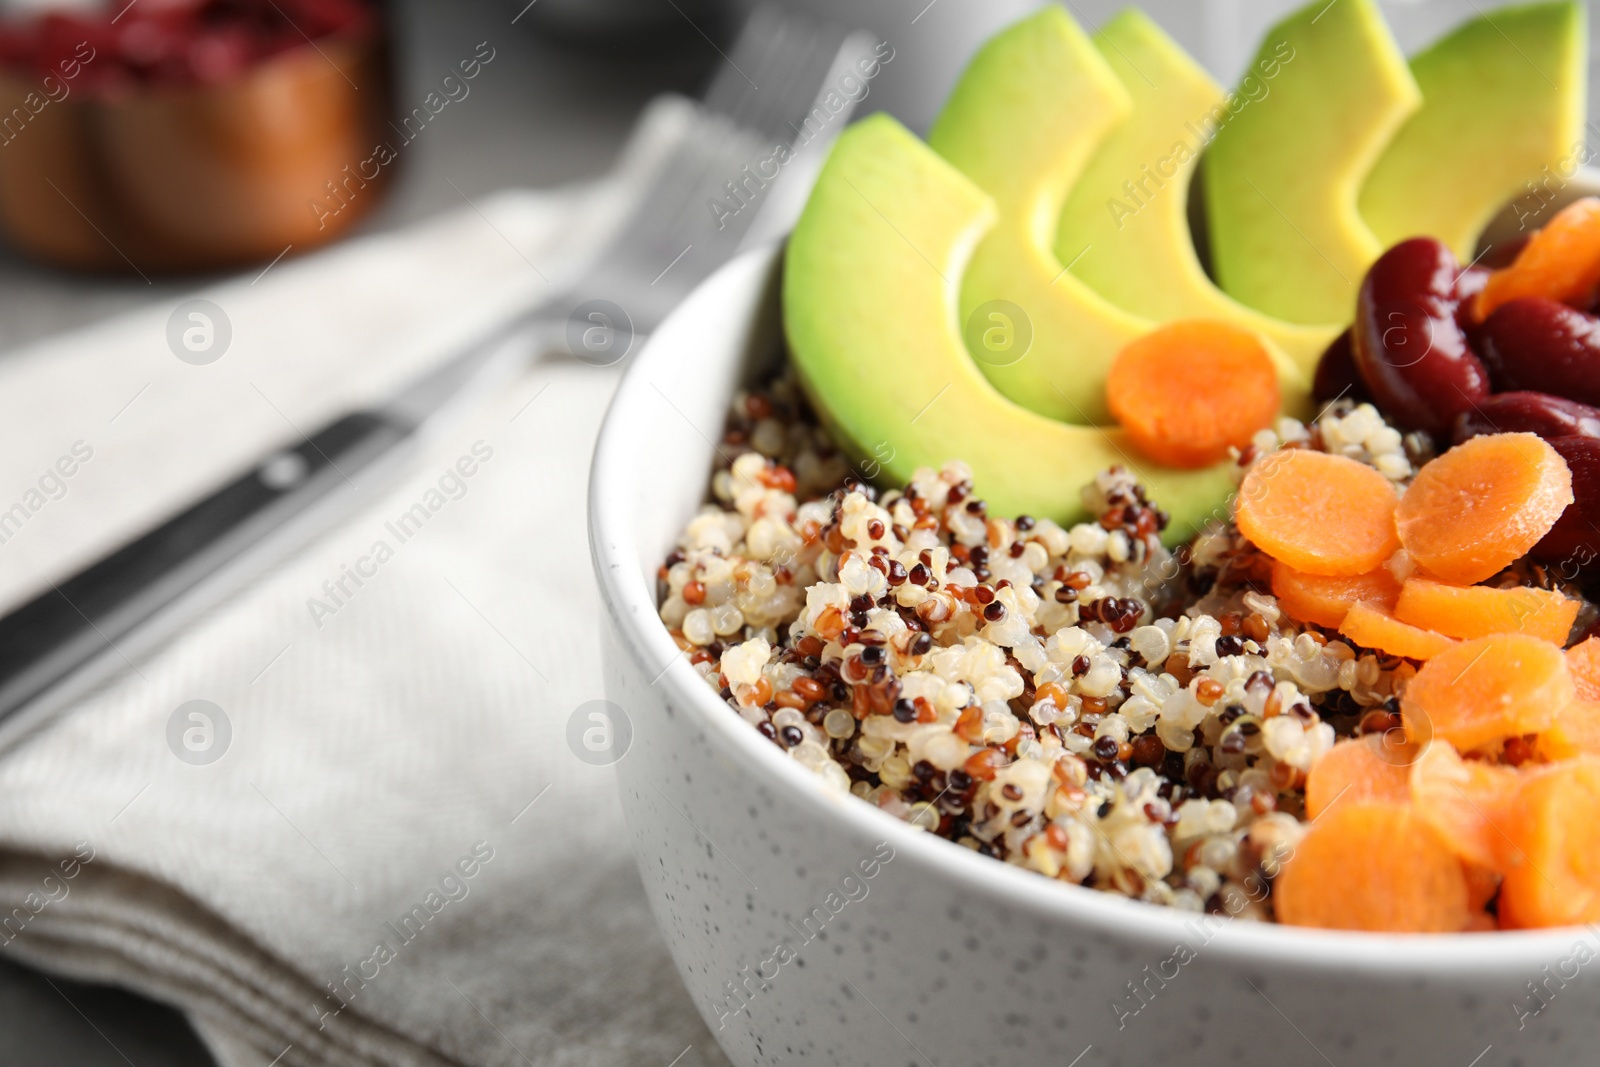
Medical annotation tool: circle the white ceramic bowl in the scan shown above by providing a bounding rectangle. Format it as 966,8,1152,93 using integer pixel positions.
589,243,1600,1067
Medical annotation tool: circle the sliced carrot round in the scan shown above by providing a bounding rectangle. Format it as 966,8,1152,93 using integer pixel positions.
1236,449,1400,576
1401,634,1574,753
1304,734,1413,820
1499,757,1600,929
1476,197,1600,321
1394,578,1579,645
1271,559,1400,628
1339,602,1459,662
1106,321,1281,469
1568,636,1600,701
1275,802,1471,932
1396,433,1574,585
1536,701,1600,762
1409,741,1524,870
1463,863,1501,916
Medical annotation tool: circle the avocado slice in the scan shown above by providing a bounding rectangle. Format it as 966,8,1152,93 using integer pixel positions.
924,6,1140,426
1057,9,1339,380
1360,2,1587,261
783,114,1236,543
925,6,1308,426
1202,0,1421,325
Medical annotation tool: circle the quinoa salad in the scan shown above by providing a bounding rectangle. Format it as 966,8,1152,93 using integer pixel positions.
654,375,1591,922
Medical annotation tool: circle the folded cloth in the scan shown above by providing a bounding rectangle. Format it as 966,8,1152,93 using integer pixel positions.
0,102,730,1067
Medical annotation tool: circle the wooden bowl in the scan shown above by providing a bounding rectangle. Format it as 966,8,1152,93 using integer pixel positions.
0,29,394,273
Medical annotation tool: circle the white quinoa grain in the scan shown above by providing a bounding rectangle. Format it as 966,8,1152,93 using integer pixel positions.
720,637,770,687
711,603,745,637
823,709,855,739
682,608,715,646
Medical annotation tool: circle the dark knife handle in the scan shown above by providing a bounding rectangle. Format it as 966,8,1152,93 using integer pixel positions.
0,411,408,722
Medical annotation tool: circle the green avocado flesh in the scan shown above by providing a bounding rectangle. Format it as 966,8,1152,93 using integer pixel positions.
925,6,1306,425
1203,0,1421,325
1057,9,1337,381
924,6,1142,426
1360,1,1587,261
783,114,1237,543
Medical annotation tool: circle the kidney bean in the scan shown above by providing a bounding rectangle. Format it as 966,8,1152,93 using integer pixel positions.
1353,238,1491,436
1453,266,1491,332
1473,297,1600,407
1311,329,1369,405
1454,392,1600,444
1532,437,1600,577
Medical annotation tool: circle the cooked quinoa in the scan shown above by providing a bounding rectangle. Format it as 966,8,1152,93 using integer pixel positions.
656,374,1593,920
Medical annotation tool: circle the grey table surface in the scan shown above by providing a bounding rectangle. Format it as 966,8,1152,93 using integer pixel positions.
0,1,718,1062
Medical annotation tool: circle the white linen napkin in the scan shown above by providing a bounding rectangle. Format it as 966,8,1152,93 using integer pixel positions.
0,100,729,1067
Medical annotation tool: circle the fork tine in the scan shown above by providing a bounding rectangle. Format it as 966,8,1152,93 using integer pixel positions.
742,15,859,150
723,12,805,133
700,5,782,117
736,17,812,138
703,5,850,149
660,115,757,240
648,120,740,247
753,21,835,144
610,121,721,264
720,41,784,132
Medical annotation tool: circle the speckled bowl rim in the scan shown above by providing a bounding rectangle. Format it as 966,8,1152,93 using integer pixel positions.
590,240,1592,981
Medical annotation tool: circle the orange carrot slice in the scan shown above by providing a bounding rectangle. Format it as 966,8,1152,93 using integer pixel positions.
1569,637,1600,701
1271,560,1400,628
1536,701,1600,761
1275,802,1471,932
1394,579,1579,645
1106,321,1281,469
1498,757,1600,928
1236,450,1400,576
1476,197,1600,321
1304,735,1413,820
1401,634,1574,753
1409,741,1524,870
1463,863,1501,915
1395,434,1574,585
1340,602,1459,661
